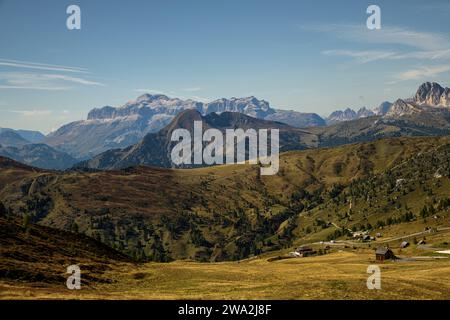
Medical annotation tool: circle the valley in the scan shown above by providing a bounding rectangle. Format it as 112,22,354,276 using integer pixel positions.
2,0,450,303
0,134,449,299
1,135,449,262
3,239,450,300
0,82,449,300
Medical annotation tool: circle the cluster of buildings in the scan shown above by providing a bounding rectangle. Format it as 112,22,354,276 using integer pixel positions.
288,245,332,258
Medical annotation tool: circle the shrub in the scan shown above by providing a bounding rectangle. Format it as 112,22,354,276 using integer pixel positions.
0,202,6,217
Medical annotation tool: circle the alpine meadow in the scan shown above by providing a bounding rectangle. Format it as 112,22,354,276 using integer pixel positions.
1,0,450,303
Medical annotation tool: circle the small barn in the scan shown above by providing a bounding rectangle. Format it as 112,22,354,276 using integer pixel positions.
295,246,316,257
375,247,395,262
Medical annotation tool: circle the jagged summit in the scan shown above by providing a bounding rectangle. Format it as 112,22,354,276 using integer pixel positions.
414,82,450,107
326,82,449,124
326,107,374,124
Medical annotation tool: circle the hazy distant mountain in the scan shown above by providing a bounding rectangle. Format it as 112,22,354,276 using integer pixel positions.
75,110,318,170
265,110,326,127
326,108,356,124
0,143,77,170
326,107,375,124
0,128,45,144
356,107,376,118
311,112,450,148
0,128,75,170
15,130,46,143
325,82,450,124
0,130,30,147
312,83,450,147
44,95,324,159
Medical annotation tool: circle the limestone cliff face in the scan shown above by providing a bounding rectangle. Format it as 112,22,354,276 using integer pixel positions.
414,82,450,107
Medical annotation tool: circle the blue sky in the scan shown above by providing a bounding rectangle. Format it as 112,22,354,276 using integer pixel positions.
1,0,450,133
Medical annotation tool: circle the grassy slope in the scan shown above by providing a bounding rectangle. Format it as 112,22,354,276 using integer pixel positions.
0,136,449,262
0,136,450,299
2,244,450,300
0,217,131,286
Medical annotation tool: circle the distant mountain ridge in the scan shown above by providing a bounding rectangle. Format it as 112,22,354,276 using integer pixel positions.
384,82,450,118
0,128,76,170
45,95,325,159
326,82,450,124
1,81,446,171
75,110,318,170
0,128,45,144
0,143,77,170
326,107,375,124
0,130,31,147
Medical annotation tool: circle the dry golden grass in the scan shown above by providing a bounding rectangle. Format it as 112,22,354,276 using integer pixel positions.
1,136,449,299
1,250,450,300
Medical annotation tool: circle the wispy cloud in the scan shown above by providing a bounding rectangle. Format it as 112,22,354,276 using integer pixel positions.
133,88,167,95
190,96,211,103
396,49,450,60
43,74,104,86
0,72,105,90
0,85,69,90
304,24,450,51
306,24,450,68
181,87,202,92
9,109,53,117
322,48,450,63
0,59,88,73
322,49,398,63
389,64,450,83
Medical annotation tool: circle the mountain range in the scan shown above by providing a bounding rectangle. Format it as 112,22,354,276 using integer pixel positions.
46,82,448,161
325,107,375,124
0,128,45,145
1,82,449,171
75,110,317,170
76,82,450,170
0,144,77,171
0,128,76,170
44,95,325,159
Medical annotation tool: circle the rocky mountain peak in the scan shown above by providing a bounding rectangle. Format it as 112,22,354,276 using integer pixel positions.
356,107,375,118
414,82,450,107
87,106,116,120
385,99,420,117
204,96,273,118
